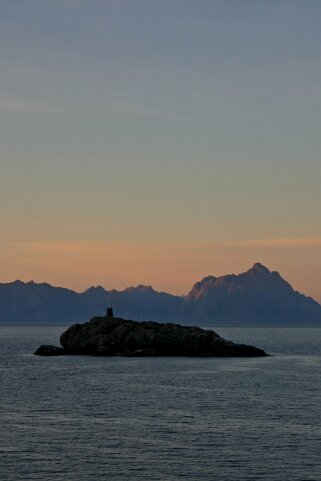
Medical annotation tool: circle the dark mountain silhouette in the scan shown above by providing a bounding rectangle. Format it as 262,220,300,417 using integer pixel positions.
181,263,321,326
82,284,182,323
0,280,84,323
0,280,181,324
1,263,321,326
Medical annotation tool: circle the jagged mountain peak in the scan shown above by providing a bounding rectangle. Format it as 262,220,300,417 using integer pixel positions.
186,275,217,301
125,285,155,293
248,262,271,275
12,279,27,286
199,275,217,283
192,275,217,289
85,285,106,292
84,285,107,295
186,263,291,302
182,263,321,326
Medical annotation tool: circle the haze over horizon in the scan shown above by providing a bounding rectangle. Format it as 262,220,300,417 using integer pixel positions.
1,1,320,302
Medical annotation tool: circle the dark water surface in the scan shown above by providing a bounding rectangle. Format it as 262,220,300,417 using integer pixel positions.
1,325,321,481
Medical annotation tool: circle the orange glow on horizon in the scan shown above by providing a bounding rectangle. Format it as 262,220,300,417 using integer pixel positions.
0,237,320,303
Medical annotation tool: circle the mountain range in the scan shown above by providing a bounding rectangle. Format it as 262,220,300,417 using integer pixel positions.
1,263,321,326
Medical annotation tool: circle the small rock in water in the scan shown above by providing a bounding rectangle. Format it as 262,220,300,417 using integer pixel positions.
34,345,65,356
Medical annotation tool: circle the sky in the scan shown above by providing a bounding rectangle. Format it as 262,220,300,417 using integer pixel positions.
0,0,320,300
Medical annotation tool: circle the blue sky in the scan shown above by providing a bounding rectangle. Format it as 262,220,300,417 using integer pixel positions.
0,1,320,297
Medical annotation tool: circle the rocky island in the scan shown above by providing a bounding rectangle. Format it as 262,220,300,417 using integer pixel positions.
34,308,267,357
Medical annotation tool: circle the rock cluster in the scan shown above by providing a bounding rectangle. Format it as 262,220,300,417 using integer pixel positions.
34,315,267,357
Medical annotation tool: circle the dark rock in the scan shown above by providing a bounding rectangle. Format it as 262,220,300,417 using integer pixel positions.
34,344,65,356
59,316,267,357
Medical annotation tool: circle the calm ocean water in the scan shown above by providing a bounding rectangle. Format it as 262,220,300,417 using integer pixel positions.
1,325,321,481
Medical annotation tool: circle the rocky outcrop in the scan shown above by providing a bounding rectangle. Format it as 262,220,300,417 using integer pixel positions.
57,315,267,357
34,344,65,356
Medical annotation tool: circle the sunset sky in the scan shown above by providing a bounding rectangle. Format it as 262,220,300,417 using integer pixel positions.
1,1,320,301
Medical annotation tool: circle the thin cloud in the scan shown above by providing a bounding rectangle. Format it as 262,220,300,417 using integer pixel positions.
4,236,321,256
0,98,65,114
237,237,321,248
113,102,188,122
14,0,88,9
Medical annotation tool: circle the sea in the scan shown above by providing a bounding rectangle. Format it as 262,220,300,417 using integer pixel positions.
1,325,321,481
